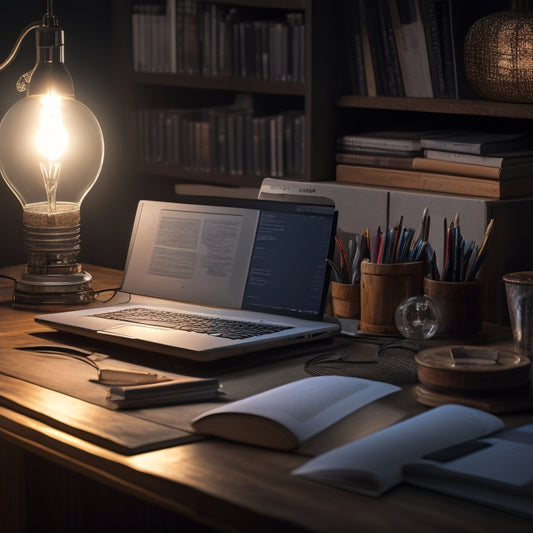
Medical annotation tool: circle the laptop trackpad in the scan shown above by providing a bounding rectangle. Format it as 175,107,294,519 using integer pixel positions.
98,324,222,350
99,324,183,341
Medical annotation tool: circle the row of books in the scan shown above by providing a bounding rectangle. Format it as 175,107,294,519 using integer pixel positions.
336,129,533,199
132,0,305,82
136,105,304,178
342,0,508,98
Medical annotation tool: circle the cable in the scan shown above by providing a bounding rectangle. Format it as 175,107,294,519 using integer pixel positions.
0,21,41,72
305,341,420,384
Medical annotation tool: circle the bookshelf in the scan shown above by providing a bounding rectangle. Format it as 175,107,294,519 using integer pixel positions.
116,0,339,195
114,1,533,196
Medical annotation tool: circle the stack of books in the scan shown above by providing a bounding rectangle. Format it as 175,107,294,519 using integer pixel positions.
336,130,533,199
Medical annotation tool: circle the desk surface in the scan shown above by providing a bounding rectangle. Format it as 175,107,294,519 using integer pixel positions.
0,265,532,532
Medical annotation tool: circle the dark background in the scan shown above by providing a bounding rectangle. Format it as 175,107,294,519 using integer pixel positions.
0,1,137,270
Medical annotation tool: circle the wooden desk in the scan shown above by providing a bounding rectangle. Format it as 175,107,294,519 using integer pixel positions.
0,265,531,532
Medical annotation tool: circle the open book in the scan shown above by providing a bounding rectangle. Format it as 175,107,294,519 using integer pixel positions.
191,376,400,450
292,404,533,519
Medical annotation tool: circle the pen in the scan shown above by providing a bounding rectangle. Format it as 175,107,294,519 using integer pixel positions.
326,259,343,283
467,218,494,281
335,236,352,283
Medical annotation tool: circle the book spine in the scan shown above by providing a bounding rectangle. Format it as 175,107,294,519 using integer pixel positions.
244,112,254,176
433,0,456,97
423,149,504,168
358,1,377,96
175,0,185,73
235,113,244,175
184,0,200,75
362,0,388,95
343,0,367,94
390,0,434,97
420,139,484,155
419,0,447,97
167,0,177,73
336,152,416,169
380,0,405,96
412,157,501,179
335,164,500,198
338,135,418,152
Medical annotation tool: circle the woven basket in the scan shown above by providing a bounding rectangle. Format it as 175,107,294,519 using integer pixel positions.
464,0,533,103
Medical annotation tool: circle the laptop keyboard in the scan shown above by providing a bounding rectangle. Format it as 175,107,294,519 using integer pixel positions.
93,307,292,340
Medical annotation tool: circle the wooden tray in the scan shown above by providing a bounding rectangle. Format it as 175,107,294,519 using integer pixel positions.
413,345,532,413
415,345,530,392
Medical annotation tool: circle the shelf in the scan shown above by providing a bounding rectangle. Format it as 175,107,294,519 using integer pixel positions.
337,95,533,120
132,73,305,96
137,162,295,188
209,0,305,8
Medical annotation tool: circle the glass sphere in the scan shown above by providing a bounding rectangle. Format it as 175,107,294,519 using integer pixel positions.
0,94,104,208
395,295,441,340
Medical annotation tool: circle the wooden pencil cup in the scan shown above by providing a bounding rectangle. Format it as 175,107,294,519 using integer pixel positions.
360,261,424,335
423,278,482,336
331,281,360,319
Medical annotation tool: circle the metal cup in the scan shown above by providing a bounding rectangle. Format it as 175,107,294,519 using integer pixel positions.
503,272,533,356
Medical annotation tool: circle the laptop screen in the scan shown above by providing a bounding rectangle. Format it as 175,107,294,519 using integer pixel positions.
121,198,337,320
242,202,337,319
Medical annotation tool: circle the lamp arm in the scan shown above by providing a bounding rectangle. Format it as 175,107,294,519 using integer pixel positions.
0,21,41,72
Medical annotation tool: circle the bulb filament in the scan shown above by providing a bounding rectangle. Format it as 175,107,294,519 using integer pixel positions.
35,91,68,213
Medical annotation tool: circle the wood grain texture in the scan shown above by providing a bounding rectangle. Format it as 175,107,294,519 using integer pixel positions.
0,265,531,531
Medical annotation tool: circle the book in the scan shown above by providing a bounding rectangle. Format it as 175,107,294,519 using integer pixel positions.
420,132,532,155
412,156,533,180
423,148,533,168
363,0,404,96
433,0,455,98
358,0,377,96
403,424,533,520
337,130,435,154
292,404,533,520
388,0,433,97
336,152,417,170
338,150,533,180
419,0,447,97
107,376,221,409
191,376,400,450
343,0,367,95
336,164,533,199
292,404,502,495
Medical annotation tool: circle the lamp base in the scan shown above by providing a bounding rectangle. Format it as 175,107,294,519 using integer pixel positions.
13,269,95,305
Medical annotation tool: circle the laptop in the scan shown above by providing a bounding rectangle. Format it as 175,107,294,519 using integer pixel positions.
36,198,341,361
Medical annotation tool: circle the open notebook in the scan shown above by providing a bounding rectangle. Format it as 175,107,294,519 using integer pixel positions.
36,199,340,361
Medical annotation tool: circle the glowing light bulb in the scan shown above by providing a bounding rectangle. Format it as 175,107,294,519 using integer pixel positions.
0,11,105,304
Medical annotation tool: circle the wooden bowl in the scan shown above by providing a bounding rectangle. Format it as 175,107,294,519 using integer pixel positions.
415,345,531,392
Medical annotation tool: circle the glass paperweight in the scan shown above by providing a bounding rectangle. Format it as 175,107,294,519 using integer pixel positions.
395,295,441,340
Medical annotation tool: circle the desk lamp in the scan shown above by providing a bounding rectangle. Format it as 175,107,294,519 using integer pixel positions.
0,2,104,305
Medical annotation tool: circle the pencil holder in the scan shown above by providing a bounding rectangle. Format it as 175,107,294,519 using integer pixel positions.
360,261,424,335
331,281,360,319
423,278,482,336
